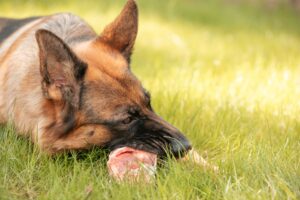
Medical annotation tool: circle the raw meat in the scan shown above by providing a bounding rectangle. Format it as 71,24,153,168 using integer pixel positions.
107,147,157,182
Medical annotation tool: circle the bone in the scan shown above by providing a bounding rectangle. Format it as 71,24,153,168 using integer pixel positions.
107,147,218,183
179,149,219,172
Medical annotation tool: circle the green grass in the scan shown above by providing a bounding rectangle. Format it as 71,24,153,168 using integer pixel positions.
1,0,300,199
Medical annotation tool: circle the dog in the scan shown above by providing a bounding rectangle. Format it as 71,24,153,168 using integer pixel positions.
0,0,191,157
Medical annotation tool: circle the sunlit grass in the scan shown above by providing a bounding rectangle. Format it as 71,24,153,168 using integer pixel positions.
0,0,300,199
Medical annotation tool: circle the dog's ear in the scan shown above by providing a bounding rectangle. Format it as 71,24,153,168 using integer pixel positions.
35,29,86,108
99,0,138,62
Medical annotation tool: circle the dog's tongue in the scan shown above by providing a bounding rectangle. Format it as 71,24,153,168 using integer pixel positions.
107,147,157,182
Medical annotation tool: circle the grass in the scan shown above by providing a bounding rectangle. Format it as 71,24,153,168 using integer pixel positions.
0,0,300,199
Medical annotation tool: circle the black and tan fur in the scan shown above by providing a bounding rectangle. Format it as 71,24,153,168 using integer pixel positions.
0,0,191,157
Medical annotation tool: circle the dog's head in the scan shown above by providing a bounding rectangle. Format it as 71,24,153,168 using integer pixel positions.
36,0,191,157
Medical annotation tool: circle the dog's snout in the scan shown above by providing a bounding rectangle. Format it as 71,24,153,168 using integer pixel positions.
168,132,191,157
144,112,192,157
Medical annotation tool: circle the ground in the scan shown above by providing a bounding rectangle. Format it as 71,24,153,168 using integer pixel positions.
0,0,299,199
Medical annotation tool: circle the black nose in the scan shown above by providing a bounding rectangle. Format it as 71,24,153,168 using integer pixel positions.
140,112,192,157
168,133,191,158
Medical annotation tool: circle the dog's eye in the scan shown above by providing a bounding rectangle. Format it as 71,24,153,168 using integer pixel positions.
122,116,134,124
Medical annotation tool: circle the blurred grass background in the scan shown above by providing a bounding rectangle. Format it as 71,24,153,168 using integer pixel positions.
0,0,300,199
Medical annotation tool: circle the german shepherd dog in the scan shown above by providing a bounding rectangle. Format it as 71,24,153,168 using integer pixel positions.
0,0,191,157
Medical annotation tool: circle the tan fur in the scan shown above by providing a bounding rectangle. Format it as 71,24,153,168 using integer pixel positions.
74,41,128,80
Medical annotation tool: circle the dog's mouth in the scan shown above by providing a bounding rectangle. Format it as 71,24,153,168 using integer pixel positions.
107,134,191,159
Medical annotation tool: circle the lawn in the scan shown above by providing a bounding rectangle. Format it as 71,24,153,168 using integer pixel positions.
0,0,300,199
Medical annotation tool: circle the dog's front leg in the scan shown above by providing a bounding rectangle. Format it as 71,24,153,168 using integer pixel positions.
37,121,111,155
37,129,91,154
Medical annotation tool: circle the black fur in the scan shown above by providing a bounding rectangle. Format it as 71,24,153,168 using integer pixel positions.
0,17,40,45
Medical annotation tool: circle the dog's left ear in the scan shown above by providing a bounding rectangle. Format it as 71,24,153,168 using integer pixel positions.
99,0,138,62
35,29,86,108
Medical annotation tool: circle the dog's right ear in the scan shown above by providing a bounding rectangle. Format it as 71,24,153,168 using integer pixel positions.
99,0,138,63
35,29,86,108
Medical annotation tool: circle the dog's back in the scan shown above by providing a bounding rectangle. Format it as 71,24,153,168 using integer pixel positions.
0,17,40,45
0,14,97,54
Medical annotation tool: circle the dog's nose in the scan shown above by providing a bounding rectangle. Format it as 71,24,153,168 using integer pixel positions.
169,133,191,157
145,112,192,157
